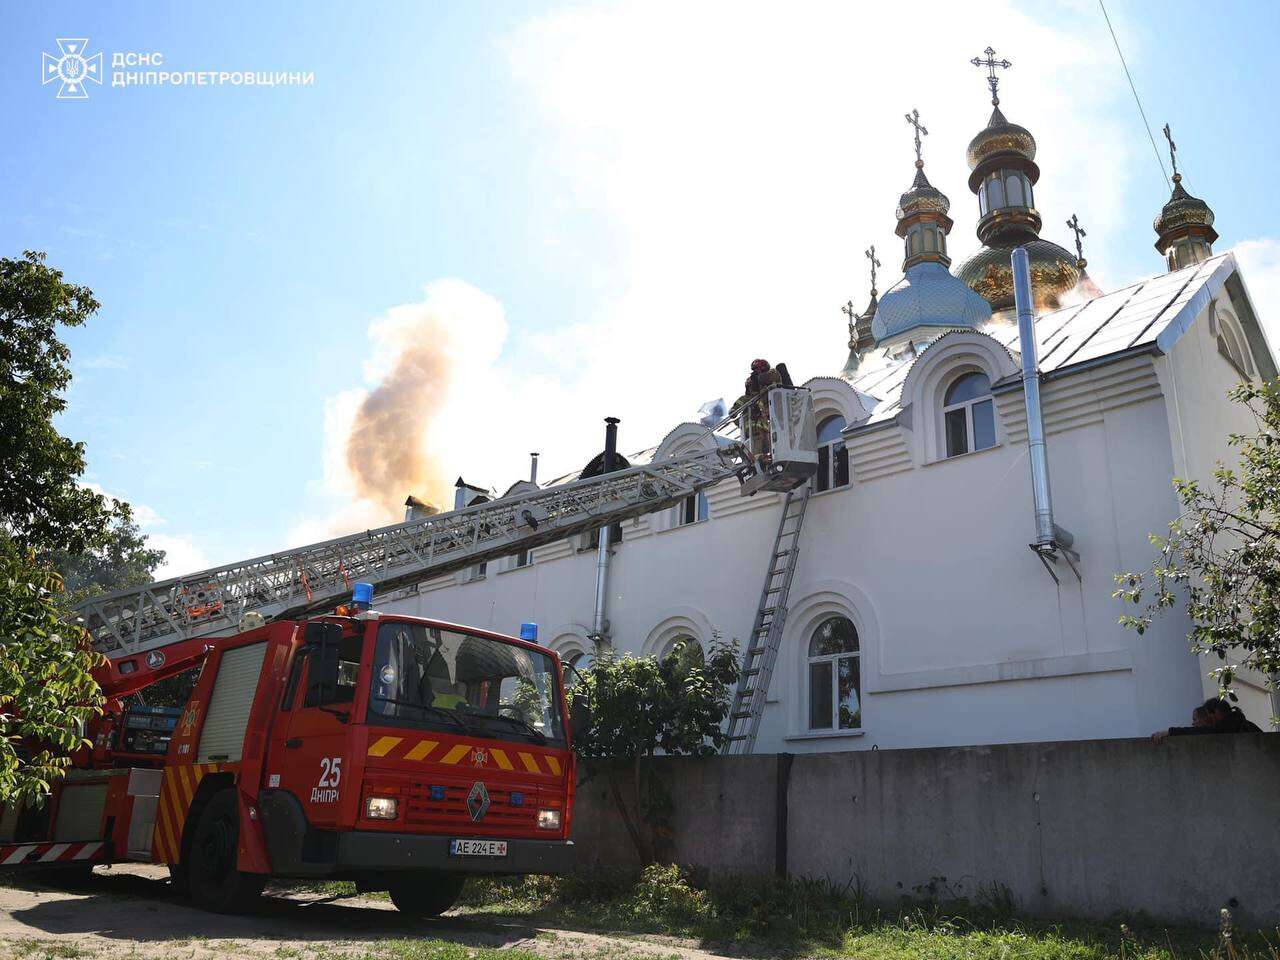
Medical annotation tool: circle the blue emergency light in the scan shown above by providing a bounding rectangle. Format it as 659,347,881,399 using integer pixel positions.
519,622,538,641
352,582,374,610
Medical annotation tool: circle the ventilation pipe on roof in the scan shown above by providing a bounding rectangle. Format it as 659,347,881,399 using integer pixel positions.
529,452,540,485
1012,246,1079,583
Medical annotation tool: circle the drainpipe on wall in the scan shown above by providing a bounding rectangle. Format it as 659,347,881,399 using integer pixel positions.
591,417,620,642
1012,246,1079,584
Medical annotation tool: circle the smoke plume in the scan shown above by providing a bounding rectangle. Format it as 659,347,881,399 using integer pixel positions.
345,335,453,518
294,281,508,541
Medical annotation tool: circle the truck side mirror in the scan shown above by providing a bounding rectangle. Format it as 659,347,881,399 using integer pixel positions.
303,622,345,709
570,689,592,741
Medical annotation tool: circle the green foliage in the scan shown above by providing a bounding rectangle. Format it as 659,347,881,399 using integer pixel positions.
572,635,739,769
0,251,109,557
571,635,739,862
1116,380,1280,704
456,865,1280,959
47,498,164,604
0,539,104,805
0,251,164,796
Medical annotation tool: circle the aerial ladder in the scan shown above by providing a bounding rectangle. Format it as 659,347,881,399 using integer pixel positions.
76,387,819,751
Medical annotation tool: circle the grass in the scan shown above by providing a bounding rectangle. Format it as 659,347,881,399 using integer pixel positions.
450,864,1280,960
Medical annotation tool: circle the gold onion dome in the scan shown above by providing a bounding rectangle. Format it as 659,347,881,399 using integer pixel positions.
896,167,950,220
1154,178,1215,237
955,48,1078,313
957,240,1080,313
965,106,1037,172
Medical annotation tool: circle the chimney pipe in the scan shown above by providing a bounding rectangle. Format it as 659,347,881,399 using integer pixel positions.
592,417,620,641
529,452,540,485
1012,247,1075,563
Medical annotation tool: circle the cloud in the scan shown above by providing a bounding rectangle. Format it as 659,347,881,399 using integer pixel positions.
1229,238,1280,347
149,533,211,581
79,354,129,370
82,481,209,580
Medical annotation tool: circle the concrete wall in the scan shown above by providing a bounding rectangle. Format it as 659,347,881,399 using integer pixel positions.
571,737,1280,927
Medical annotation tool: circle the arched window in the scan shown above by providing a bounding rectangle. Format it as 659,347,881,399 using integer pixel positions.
807,616,860,731
563,649,593,687
1005,173,1024,207
1218,313,1255,378
923,228,936,252
943,372,996,457
987,176,1005,211
659,635,704,673
1023,175,1034,208
815,414,849,492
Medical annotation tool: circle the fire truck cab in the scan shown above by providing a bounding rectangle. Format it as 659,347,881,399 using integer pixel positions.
5,594,579,917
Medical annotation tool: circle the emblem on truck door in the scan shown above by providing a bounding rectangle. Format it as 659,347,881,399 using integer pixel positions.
467,781,490,821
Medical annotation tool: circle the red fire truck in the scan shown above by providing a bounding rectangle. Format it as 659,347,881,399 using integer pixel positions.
1,589,581,916
1,394,818,914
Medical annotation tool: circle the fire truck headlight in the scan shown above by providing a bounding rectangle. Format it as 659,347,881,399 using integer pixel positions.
536,808,561,830
366,796,399,820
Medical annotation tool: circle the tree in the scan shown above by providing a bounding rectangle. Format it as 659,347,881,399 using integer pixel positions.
1,251,112,556
0,539,104,804
572,634,739,863
0,251,159,801
1116,379,1280,708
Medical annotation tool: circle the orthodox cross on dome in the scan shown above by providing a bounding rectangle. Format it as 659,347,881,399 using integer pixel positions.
866,244,881,297
905,109,928,168
1066,213,1087,268
842,299,858,346
1162,122,1181,181
970,45,1012,106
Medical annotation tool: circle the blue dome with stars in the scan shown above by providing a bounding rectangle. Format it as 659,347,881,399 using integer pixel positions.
871,260,993,344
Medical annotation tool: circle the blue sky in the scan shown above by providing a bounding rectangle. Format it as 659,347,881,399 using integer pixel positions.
3,1,1279,577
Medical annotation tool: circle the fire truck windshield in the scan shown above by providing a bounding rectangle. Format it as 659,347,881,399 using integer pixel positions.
368,621,566,746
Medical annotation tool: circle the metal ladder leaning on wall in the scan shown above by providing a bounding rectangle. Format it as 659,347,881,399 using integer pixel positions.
722,481,812,755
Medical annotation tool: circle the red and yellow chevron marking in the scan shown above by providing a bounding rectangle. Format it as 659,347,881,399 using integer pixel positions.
152,762,224,864
365,733,566,777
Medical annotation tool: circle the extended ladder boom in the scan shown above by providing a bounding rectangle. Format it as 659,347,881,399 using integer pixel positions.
78,441,753,660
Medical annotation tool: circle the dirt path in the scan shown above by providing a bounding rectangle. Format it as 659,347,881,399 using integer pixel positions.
0,865,736,960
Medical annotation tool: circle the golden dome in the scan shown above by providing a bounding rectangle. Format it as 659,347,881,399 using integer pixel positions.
966,106,1036,170
956,238,1080,313
1154,175,1218,246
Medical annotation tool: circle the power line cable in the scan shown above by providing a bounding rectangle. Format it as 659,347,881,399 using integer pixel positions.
1099,0,1170,191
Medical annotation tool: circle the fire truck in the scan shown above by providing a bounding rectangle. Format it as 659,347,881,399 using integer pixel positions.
0,388,818,915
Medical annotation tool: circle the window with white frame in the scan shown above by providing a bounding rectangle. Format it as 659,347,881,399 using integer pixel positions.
514,548,532,569
807,616,860,731
676,491,709,526
943,371,996,458
815,415,849,492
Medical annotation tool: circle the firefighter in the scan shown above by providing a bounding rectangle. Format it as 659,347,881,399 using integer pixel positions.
738,359,782,466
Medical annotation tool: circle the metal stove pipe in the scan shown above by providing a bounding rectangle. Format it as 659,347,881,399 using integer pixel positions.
1012,246,1061,551
592,418,620,640
529,452,540,485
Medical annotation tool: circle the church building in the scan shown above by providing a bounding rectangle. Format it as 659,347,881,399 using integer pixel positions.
381,50,1278,751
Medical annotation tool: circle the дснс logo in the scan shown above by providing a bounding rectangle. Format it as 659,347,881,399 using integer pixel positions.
42,39,103,100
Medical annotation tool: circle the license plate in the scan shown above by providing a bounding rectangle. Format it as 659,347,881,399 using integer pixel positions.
450,838,508,858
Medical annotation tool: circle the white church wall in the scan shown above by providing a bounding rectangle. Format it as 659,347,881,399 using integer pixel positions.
1156,287,1279,727
377,348,1226,752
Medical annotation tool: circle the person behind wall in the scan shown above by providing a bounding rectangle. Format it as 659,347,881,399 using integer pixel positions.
1151,696,1264,742
732,359,782,468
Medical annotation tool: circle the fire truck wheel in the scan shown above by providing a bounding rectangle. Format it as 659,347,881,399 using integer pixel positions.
186,788,266,914
387,872,467,917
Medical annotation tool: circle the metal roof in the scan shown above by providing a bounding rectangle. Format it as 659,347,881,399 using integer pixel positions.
848,252,1242,426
